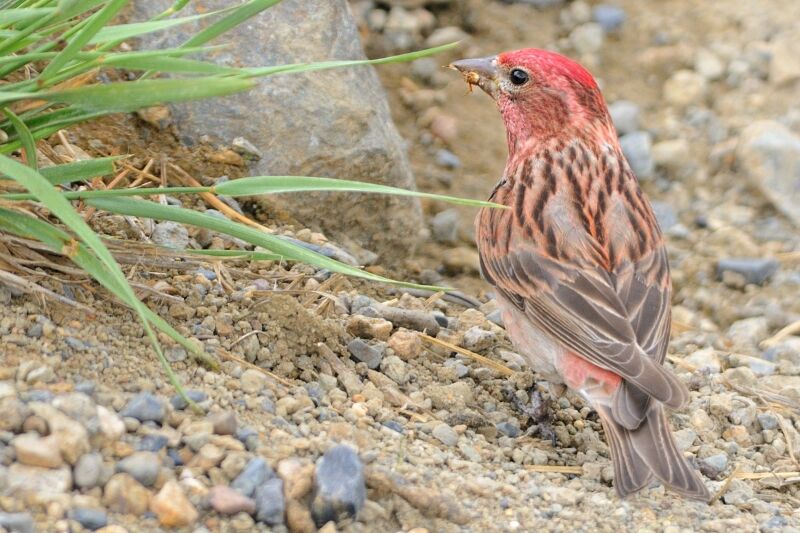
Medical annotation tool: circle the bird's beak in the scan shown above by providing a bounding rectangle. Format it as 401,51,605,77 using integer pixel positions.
447,56,500,99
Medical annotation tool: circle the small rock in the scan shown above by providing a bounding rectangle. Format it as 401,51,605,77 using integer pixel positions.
254,477,285,525
0,513,34,533
12,433,63,468
462,326,496,352
240,369,269,395
208,485,256,515
0,397,28,432
442,246,480,274
608,100,640,135
652,138,691,171
74,452,104,489
425,26,469,48
694,48,724,80
650,201,678,231
117,451,161,487
68,508,108,531
346,315,393,341
496,421,521,438
570,22,604,54
432,423,459,446
170,390,208,410
151,480,198,528
210,411,238,436
97,406,125,441
312,445,366,527
431,209,460,243
619,131,654,179
727,317,768,350
120,393,166,423
231,136,262,159
663,70,707,107
347,339,384,370
435,149,461,169
673,428,697,450
770,33,800,85
737,121,800,226
7,463,72,495
716,258,779,286
191,443,225,471
379,355,408,385
685,348,722,374
136,105,171,129
277,458,315,500
429,112,459,144
388,330,422,360
592,4,626,32
151,221,190,249
103,473,151,515
232,457,274,498
702,453,729,476
757,412,779,431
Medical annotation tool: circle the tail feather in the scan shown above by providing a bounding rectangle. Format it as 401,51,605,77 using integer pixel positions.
597,404,710,501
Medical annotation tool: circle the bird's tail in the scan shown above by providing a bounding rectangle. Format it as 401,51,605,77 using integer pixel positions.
596,403,710,501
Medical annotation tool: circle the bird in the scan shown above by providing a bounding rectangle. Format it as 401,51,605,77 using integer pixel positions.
448,48,710,501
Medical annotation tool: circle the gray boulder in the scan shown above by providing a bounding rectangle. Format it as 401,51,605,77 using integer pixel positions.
133,0,422,262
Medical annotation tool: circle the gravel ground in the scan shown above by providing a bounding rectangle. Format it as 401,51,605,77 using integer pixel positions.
3,0,800,532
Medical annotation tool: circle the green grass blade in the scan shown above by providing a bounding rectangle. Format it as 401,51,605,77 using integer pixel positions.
39,0,128,81
39,156,117,185
1,107,37,169
0,186,207,201
87,197,443,290
89,10,221,44
185,249,282,261
0,154,193,407
101,55,239,75
214,176,505,209
242,42,459,78
180,0,281,48
0,8,55,24
39,77,255,112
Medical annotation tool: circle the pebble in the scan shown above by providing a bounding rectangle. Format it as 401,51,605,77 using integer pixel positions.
694,48,725,80
769,33,800,85
68,508,108,531
74,452,104,489
231,136,262,159
151,221,190,249
727,317,768,350
652,139,690,171
609,100,640,135
30,402,89,464
592,4,626,32
650,201,678,232
312,445,366,527
570,22,604,54
619,131,654,179
103,473,151,515
663,70,708,107
431,209,460,243
232,457,274,498
379,355,408,385
716,258,779,286
208,485,257,515
170,390,209,410
12,433,63,468
151,480,198,528
240,369,269,395
462,326,496,352
210,410,238,436
120,393,166,423
425,26,469,48
685,348,722,373
346,315,393,341
137,434,168,452
702,453,729,475
388,330,422,360
254,477,286,525
0,513,34,533
757,412,779,431
117,451,161,487
432,423,459,446
347,338,384,370
435,149,461,169
496,421,521,438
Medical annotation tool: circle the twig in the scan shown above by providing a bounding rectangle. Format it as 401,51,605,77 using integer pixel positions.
525,465,582,474
215,346,292,388
0,269,94,313
420,333,513,377
761,319,800,349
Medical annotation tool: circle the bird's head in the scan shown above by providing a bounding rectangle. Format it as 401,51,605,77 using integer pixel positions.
449,49,613,152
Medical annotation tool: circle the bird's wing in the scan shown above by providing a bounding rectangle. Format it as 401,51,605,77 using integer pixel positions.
480,238,684,415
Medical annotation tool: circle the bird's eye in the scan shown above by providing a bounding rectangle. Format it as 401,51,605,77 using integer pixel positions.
509,68,530,86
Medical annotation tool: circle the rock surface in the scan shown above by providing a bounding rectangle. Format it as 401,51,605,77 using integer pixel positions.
133,0,423,263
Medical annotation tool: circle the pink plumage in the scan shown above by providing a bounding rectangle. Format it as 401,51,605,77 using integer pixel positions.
450,48,709,501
